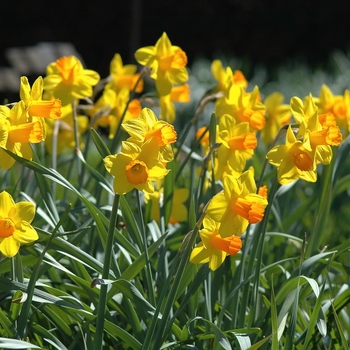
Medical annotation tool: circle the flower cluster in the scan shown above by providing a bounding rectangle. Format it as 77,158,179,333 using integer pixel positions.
267,93,343,184
0,32,345,274
135,32,190,122
0,76,62,170
104,108,176,195
190,167,268,270
89,54,142,139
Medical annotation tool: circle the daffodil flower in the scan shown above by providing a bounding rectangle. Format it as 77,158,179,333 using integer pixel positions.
291,95,317,123
44,56,100,106
45,104,89,154
216,85,266,131
261,92,291,144
90,87,141,139
20,76,61,121
313,85,350,134
266,126,317,185
135,32,188,95
206,167,268,237
216,114,257,177
300,107,342,165
190,216,242,271
106,53,144,93
0,191,38,258
104,138,169,195
144,187,189,224
122,108,177,162
159,83,190,123
196,126,210,155
211,59,247,92
0,101,44,170
169,188,189,224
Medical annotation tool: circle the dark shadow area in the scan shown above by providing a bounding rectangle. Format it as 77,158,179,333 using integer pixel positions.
1,0,350,86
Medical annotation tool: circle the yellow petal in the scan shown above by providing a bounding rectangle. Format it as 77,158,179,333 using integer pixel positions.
0,236,20,257
0,191,15,218
190,242,210,264
12,202,35,224
13,222,38,244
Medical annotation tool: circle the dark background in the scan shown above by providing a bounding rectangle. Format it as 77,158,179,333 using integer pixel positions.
2,0,350,83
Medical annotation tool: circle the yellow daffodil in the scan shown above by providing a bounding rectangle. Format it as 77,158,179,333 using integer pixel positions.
206,167,268,237
106,53,144,93
315,85,349,128
104,138,169,195
122,107,177,162
300,108,341,164
258,185,268,199
135,32,188,95
216,114,257,177
0,101,44,170
290,95,318,124
261,92,291,144
145,187,189,224
190,216,242,271
169,188,189,224
0,191,38,258
216,85,266,131
90,87,141,139
211,60,248,92
45,104,89,154
196,126,210,155
44,56,100,106
266,126,317,185
159,83,190,123
20,76,61,121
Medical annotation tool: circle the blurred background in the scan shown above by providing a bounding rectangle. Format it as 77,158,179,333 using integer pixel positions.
2,0,350,101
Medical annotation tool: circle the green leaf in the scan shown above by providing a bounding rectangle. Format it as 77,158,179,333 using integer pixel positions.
301,281,326,349
270,279,279,350
119,195,143,250
163,160,175,225
0,338,42,349
0,308,17,338
190,316,232,350
96,279,159,321
90,127,111,159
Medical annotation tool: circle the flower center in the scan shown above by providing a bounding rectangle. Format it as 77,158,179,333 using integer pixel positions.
318,113,336,128
210,232,242,255
145,123,177,146
158,49,187,72
310,126,342,147
293,150,313,171
56,56,77,84
236,107,253,123
231,197,265,223
125,160,149,184
8,121,44,144
250,111,265,130
0,218,15,238
170,49,187,69
29,100,62,120
333,99,346,119
228,133,257,150
258,185,268,199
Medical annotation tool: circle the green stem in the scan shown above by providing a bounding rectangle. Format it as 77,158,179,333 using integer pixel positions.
247,176,279,331
93,194,120,350
72,100,82,190
148,209,207,350
135,189,155,305
51,119,60,199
